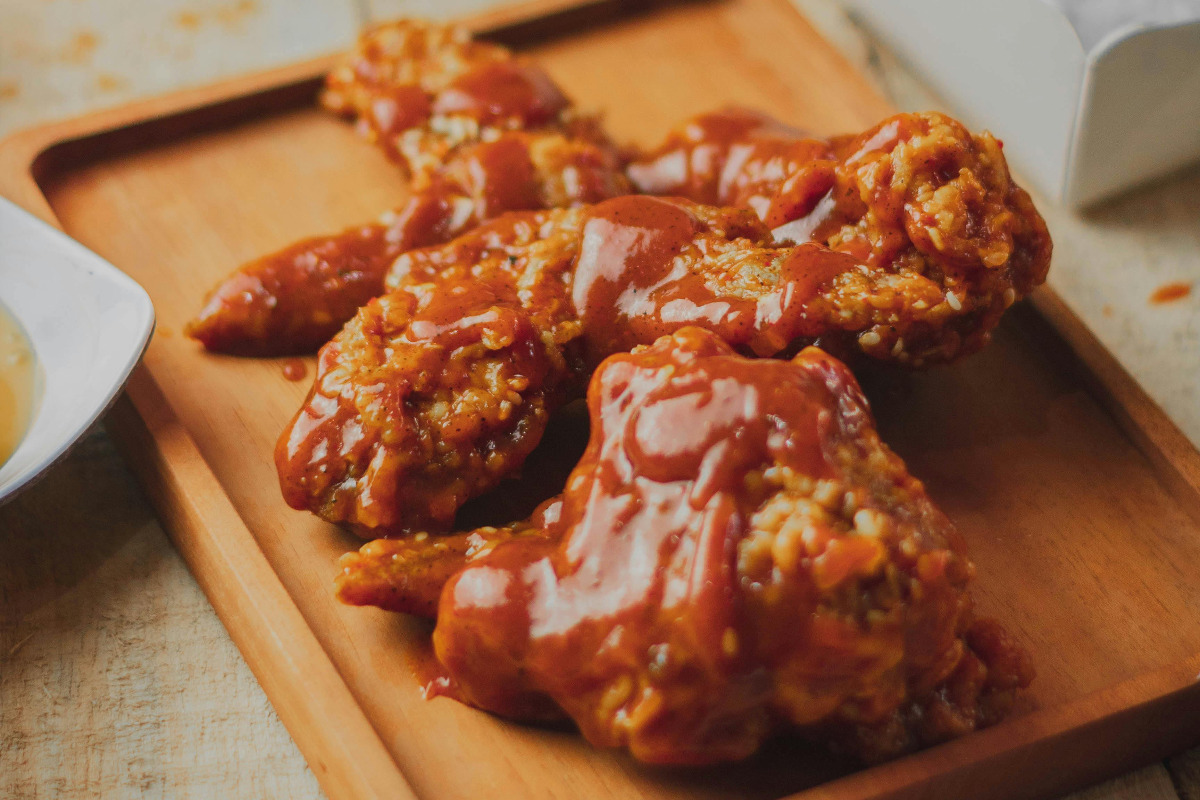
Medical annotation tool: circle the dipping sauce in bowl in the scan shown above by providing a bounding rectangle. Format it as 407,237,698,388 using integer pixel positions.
0,303,37,465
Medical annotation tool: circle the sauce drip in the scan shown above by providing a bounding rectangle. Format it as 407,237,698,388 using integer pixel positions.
571,196,857,361
282,358,308,382
0,304,37,466
1150,281,1192,304
432,60,568,127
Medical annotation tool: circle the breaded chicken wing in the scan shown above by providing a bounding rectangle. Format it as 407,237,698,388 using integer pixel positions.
628,108,1052,365
336,327,1034,764
276,187,1036,535
187,20,628,355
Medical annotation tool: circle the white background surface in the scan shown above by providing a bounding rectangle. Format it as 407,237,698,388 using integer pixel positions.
0,0,1197,797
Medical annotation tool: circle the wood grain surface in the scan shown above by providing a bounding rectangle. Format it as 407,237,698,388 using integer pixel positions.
2,0,1200,798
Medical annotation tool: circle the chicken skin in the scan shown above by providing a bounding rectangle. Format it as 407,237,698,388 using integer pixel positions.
187,20,628,355
336,327,1034,764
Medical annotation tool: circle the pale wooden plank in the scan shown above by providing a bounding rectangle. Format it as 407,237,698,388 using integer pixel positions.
1061,765,1180,800
0,0,360,138
0,427,324,800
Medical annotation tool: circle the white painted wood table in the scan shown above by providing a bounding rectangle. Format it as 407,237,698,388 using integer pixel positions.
1,0,1197,797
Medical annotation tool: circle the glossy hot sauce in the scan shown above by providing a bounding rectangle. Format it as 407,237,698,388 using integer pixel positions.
433,331,837,736
281,358,307,382
627,108,840,236
362,84,431,144
0,304,37,465
279,197,861,535
430,60,569,127
189,48,624,356
572,195,856,360
419,327,1032,763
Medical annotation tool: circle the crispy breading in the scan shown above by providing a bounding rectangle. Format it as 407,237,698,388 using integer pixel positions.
629,108,1053,364
276,189,1039,535
189,25,1049,362
337,327,1034,764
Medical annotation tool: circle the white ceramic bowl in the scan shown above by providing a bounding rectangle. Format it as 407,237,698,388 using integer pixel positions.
0,197,155,505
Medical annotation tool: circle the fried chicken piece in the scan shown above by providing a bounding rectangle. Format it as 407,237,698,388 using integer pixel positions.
628,108,1052,364
275,206,588,535
187,20,628,355
276,195,892,535
277,188,1044,535
336,327,1035,764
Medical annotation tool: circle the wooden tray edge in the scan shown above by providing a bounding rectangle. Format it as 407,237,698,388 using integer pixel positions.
0,81,423,800
110,371,420,800
2,4,1200,798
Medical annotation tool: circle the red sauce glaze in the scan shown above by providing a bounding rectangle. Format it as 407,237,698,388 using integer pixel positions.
456,135,540,218
1150,281,1193,304
188,132,580,356
364,84,432,139
282,358,307,382
432,60,568,127
629,109,1053,286
186,224,395,356
572,196,858,360
275,278,570,533
422,327,1032,763
627,108,834,225
434,330,843,738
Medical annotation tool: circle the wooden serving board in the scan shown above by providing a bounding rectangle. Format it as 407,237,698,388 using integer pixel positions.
3,0,1200,798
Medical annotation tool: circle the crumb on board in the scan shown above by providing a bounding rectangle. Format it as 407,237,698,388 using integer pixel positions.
175,1,259,32
95,73,127,92
61,31,99,64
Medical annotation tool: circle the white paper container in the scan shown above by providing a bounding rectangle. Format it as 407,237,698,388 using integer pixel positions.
841,0,1200,207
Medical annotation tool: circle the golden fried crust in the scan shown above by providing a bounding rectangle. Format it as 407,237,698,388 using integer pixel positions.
281,191,1042,535
335,498,561,615
630,109,1053,365
193,23,1049,363
275,208,586,535
339,328,1033,764
274,285,581,535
